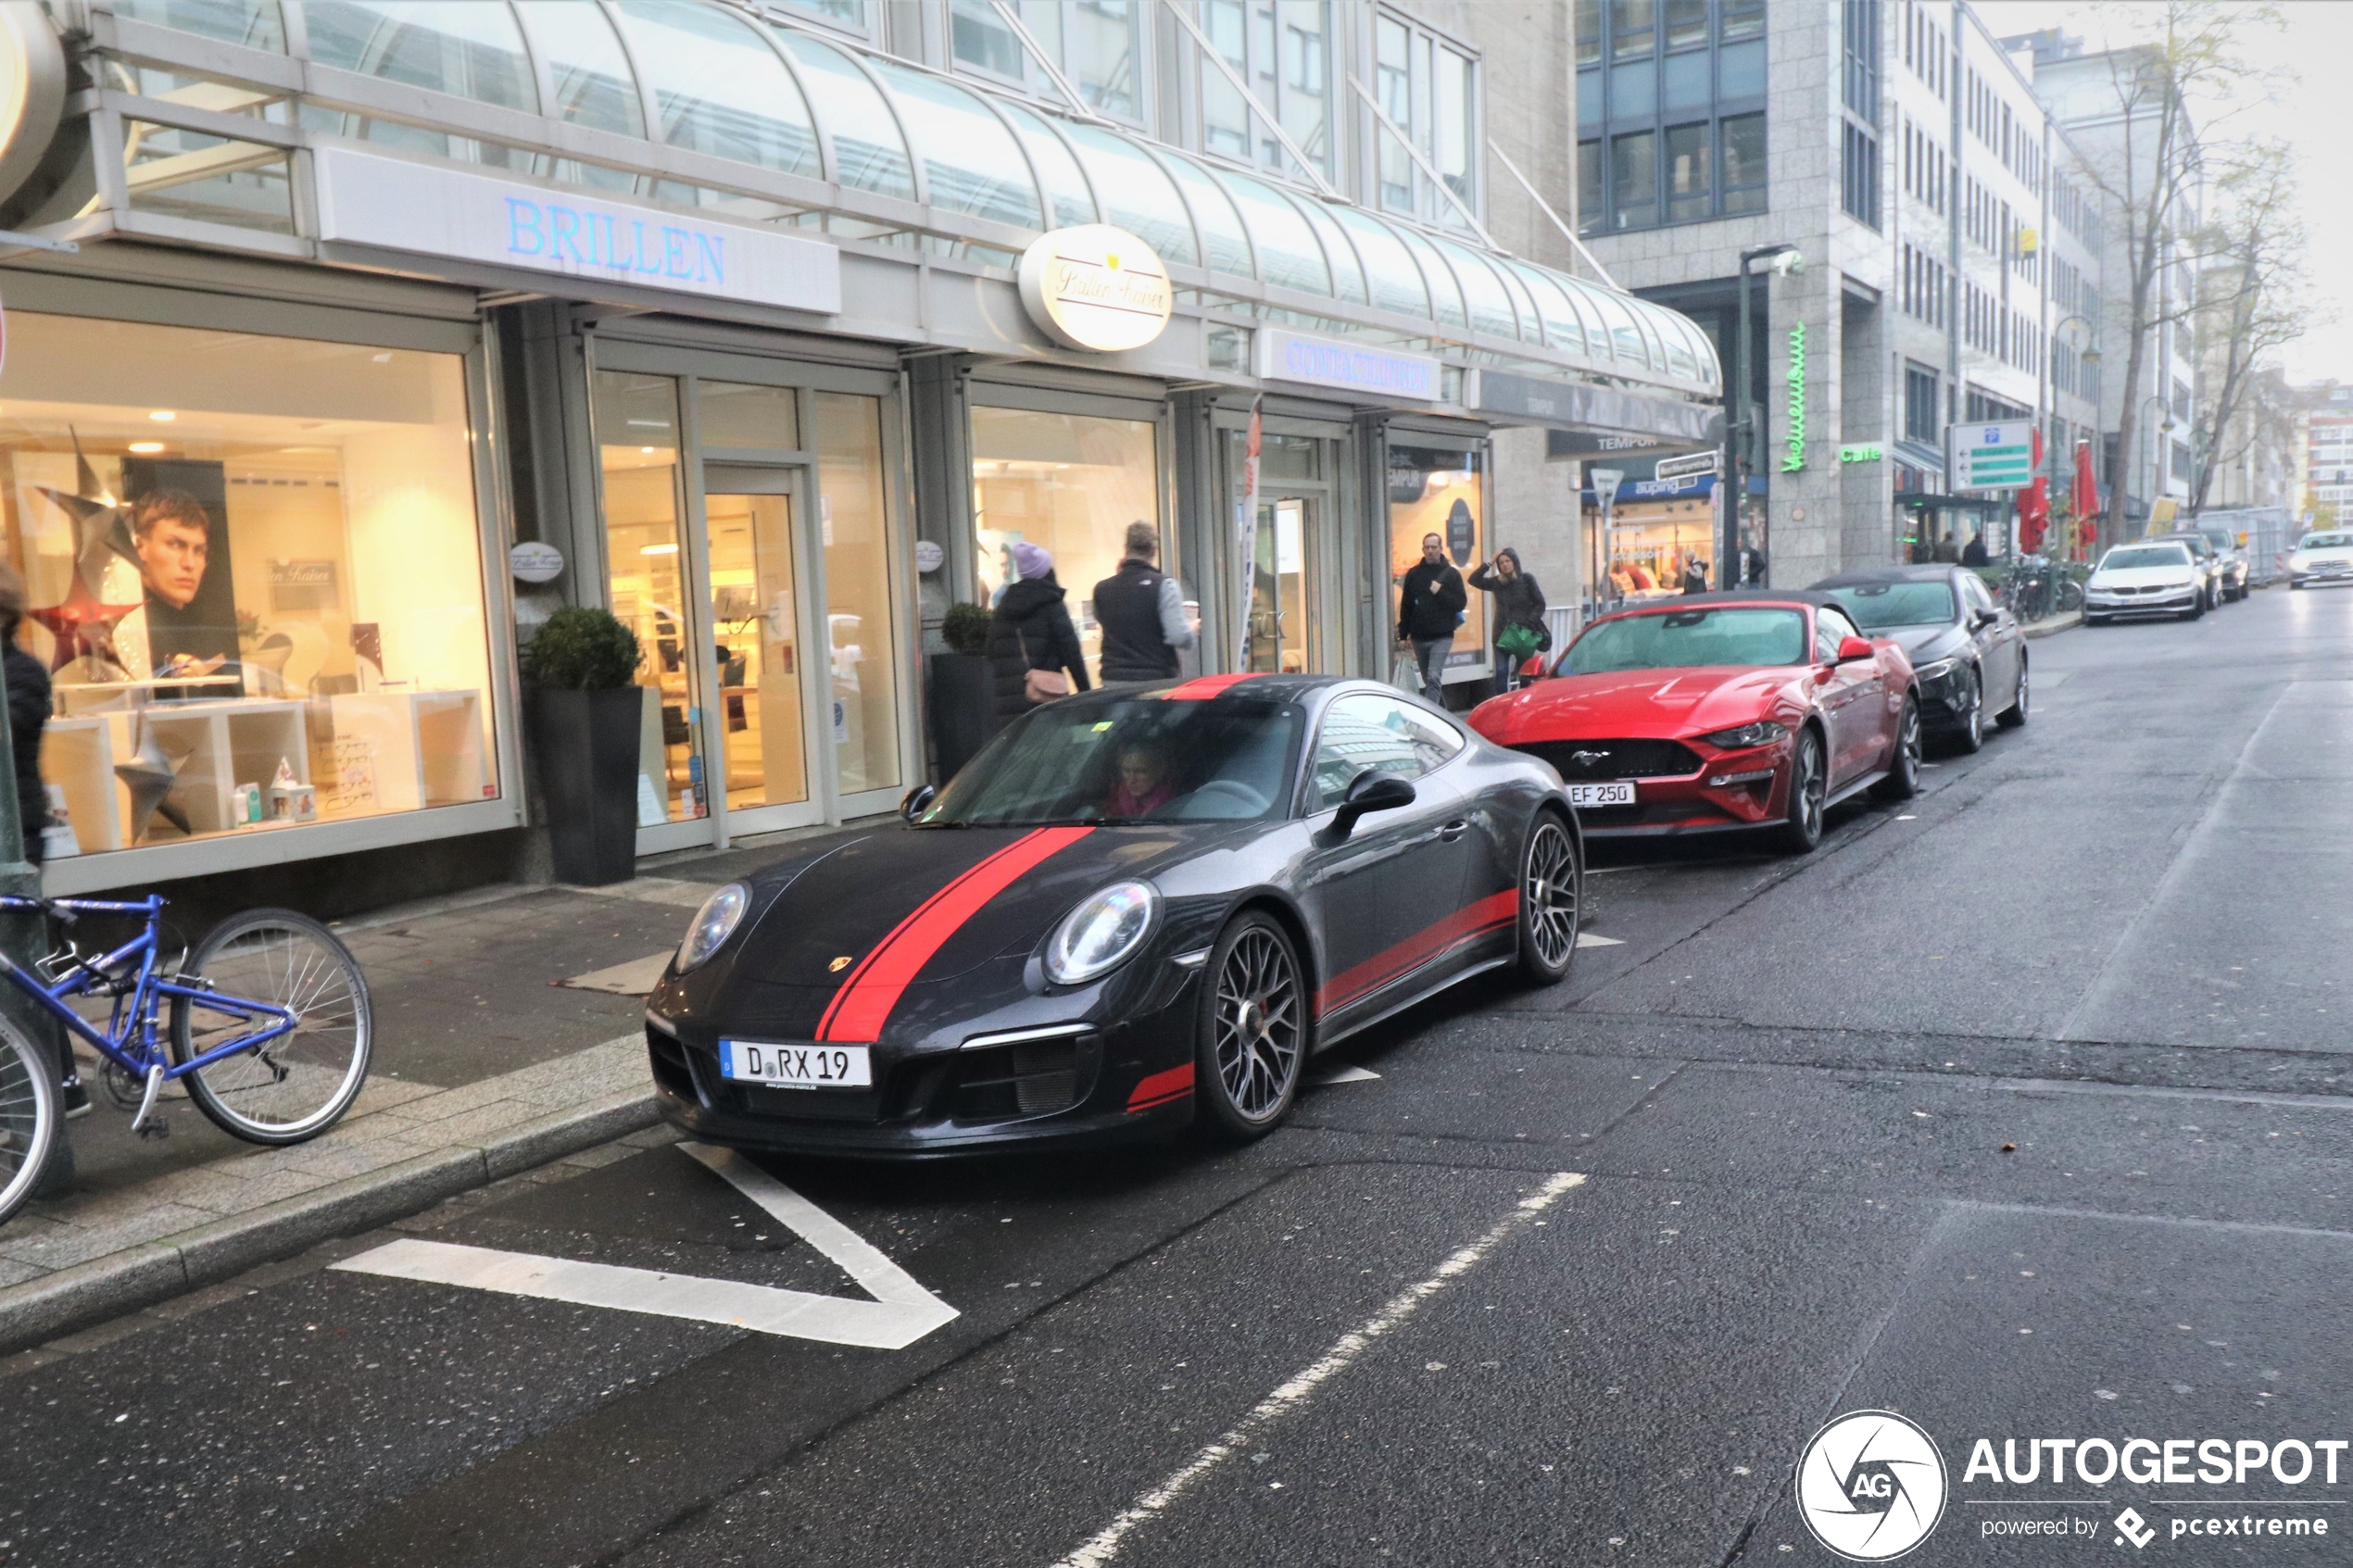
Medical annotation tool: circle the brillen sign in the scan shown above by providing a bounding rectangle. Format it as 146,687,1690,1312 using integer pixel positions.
1017,225,1174,354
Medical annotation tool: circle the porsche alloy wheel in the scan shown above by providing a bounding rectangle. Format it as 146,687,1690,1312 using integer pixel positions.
1517,812,1580,985
1775,729,1827,855
1872,696,1922,803
1196,913,1306,1140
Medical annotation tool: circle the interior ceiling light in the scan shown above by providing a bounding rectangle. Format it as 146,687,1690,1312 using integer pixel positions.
128,441,165,454
148,409,176,421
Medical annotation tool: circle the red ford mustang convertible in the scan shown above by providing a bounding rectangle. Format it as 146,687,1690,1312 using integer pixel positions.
1466,591,1921,853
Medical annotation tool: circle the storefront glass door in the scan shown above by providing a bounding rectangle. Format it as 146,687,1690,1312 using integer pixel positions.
1247,495,1317,673
701,485,808,813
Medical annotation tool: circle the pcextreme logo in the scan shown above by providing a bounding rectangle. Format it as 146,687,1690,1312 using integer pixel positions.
1796,1411,1950,1561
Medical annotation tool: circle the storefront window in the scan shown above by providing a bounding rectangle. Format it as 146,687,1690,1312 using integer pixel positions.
1388,444,1487,674
815,394,900,797
0,313,497,859
594,370,704,824
970,408,1160,688
1598,494,1715,598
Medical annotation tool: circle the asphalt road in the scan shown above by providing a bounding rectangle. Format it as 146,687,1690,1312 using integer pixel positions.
7,584,2353,1568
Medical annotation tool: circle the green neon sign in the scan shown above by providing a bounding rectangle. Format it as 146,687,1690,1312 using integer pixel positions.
1782,322,1806,472
1840,444,1883,463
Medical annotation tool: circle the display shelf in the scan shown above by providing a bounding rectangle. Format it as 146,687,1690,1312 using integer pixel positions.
325,691,488,814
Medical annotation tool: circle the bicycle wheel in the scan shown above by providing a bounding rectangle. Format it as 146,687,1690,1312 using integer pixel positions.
170,909,371,1145
0,1013,59,1226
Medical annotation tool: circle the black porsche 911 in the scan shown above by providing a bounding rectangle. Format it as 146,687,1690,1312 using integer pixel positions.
642,672,1582,1156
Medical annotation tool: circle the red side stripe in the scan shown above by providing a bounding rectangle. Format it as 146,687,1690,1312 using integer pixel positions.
1126,1062,1195,1111
1155,672,1260,701
1315,890,1520,1015
815,826,1094,1043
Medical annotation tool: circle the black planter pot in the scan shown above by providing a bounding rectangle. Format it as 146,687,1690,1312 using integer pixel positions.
530,686,645,885
927,652,995,782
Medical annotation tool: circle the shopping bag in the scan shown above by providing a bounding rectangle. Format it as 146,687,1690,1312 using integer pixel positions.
1391,652,1421,694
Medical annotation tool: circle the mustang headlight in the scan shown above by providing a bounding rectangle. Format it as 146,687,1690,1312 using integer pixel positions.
1044,881,1160,985
676,883,750,973
1696,720,1789,750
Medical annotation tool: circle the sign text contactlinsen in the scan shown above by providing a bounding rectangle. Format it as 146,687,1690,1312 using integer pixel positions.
503,196,728,285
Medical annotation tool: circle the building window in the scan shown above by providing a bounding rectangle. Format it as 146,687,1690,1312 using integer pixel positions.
1581,0,1766,232
1905,363,1941,445
951,0,1142,123
1577,137,1604,235
2172,438,2194,488
1843,123,1880,229
6,312,500,862
1201,0,1333,183
1843,0,1879,125
1370,10,1481,228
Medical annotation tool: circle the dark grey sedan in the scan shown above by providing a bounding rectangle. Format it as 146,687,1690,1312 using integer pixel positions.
1810,565,2028,753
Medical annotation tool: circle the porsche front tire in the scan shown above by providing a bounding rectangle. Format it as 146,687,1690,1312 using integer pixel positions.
1193,911,1308,1143
1516,810,1580,986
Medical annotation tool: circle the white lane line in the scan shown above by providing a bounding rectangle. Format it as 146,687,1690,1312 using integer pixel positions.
1049,1171,1585,1568
333,1144,957,1349
1575,932,1624,947
1305,1062,1380,1085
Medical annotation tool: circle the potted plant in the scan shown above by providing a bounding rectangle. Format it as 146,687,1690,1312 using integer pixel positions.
524,606,644,885
929,601,996,783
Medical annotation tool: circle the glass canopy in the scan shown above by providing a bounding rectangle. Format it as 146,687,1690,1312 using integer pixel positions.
112,0,1718,395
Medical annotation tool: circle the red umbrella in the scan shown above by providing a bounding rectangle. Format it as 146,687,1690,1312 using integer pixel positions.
2018,477,2050,552
2071,439,2099,558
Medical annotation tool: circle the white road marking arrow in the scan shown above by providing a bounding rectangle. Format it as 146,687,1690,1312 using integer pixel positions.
1575,932,1624,947
332,1143,958,1349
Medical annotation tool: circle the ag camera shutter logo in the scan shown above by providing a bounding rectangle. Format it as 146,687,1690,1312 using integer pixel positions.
1795,1411,1949,1561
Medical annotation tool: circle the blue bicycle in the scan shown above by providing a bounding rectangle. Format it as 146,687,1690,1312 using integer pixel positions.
0,898,371,1224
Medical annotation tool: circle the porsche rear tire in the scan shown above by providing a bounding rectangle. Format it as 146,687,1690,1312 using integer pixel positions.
1193,911,1307,1143
1516,810,1580,986
1773,728,1827,855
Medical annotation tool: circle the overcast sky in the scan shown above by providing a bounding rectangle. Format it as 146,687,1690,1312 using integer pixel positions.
1969,0,2348,384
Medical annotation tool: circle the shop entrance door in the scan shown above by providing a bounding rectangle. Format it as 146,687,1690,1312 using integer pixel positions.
1247,495,1320,674
698,465,823,841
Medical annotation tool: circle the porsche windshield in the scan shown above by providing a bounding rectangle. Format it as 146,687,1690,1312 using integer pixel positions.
919,696,1303,827
1562,608,1807,673
1825,583,1957,631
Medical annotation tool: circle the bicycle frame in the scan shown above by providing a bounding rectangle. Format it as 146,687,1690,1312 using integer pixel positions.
0,895,296,1081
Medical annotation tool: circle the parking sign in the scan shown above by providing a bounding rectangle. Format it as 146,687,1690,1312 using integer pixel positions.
1951,421,2035,491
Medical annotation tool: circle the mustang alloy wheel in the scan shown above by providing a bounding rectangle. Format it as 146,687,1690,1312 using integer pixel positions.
1194,912,1307,1141
1775,728,1827,855
1872,696,1922,803
1516,811,1580,985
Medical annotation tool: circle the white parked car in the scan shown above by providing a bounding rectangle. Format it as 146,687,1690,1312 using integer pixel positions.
2287,530,2353,590
2083,542,2204,624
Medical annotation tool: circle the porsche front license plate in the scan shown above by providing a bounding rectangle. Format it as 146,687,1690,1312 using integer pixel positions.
1564,781,1637,808
721,1040,872,1089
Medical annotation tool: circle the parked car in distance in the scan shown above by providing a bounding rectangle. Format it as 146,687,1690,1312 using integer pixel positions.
2182,525,2252,600
2287,530,2353,590
2151,532,2232,608
1466,591,1921,857
1811,565,2027,753
2084,542,2205,624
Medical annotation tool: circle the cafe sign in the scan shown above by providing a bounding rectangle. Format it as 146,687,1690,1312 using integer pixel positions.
1017,225,1173,353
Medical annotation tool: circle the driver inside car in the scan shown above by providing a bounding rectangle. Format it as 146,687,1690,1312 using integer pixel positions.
1105,743,1177,819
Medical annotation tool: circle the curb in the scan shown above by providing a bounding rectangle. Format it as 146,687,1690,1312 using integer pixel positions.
2023,610,2082,639
0,1087,661,1357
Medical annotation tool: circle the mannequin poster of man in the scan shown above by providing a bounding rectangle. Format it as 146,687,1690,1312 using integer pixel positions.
108,458,241,696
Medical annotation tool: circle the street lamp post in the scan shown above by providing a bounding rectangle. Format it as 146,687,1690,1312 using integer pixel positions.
1728,244,1802,587
2128,393,2177,541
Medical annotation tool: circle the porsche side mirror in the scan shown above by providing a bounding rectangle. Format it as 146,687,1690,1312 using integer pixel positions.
1331,770,1416,837
900,784,937,822
1835,635,1875,663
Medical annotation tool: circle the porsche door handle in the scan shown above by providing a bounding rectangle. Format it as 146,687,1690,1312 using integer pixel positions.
1440,819,1469,841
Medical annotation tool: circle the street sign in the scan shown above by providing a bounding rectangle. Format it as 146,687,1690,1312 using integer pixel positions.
1654,450,1720,482
1951,421,2035,491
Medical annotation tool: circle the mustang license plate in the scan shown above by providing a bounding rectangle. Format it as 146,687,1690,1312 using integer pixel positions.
721,1040,873,1089
1564,781,1637,808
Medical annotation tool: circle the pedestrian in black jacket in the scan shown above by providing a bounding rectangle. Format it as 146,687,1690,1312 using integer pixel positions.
988,542,1090,724
0,566,81,1145
1396,533,1466,707
1092,521,1195,683
1468,548,1547,691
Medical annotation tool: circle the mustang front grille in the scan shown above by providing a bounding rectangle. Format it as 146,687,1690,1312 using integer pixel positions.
1513,738,1705,780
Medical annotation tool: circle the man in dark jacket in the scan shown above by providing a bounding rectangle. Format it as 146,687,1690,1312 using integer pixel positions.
1961,531,1991,566
1680,557,1709,595
1092,521,1194,684
1396,533,1466,707
987,542,1090,725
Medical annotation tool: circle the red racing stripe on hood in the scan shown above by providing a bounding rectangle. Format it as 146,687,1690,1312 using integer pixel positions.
815,826,1094,1043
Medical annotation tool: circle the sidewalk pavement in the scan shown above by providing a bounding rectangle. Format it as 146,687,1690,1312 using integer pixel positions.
0,821,860,1356
2022,608,2081,639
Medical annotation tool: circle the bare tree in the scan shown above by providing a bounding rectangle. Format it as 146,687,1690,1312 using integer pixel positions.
2190,141,2312,513
2072,1,2282,545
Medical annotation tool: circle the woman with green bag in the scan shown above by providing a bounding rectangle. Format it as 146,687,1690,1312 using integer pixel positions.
1470,548,1549,692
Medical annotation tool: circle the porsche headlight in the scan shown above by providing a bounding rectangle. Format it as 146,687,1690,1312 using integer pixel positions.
1697,720,1789,750
676,883,750,973
1044,882,1160,985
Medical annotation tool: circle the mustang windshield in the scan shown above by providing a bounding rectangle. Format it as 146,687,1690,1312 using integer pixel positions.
1561,608,1807,673
1826,583,1957,630
920,696,1303,827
